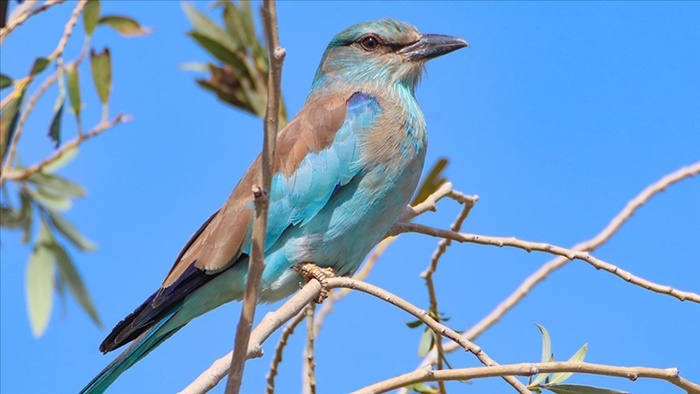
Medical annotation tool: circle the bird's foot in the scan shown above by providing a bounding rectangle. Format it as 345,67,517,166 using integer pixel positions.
293,263,335,304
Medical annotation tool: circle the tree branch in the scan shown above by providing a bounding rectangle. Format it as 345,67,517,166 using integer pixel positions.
182,277,528,394
265,309,306,394
302,303,317,394
355,361,700,394
410,161,700,377
223,1,285,393
394,222,700,303
0,0,66,43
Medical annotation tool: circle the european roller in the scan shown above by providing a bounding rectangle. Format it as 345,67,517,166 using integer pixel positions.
82,18,467,393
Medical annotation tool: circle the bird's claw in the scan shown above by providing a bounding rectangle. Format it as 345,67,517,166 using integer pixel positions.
293,263,335,304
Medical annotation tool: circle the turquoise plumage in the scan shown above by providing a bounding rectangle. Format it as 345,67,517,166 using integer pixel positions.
81,18,467,393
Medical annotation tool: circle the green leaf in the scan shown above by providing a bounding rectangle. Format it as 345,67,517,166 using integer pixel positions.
187,32,244,68
411,158,449,206
98,15,152,37
418,328,434,358
66,64,82,116
20,191,34,243
405,319,424,329
50,242,102,327
179,62,210,73
42,145,78,173
47,210,96,251
90,48,112,105
48,93,65,148
26,187,71,212
549,343,588,385
545,384,628,394
405,383,440,394
26,224,56,337
29,57,51,76
182,3,237,52
28,172,86,198
0,87,26,163
531,323,554,386
0,205,22,228
0,74,11,90
83,0,101,36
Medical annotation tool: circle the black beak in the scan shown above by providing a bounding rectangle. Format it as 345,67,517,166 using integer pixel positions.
398,34,469,61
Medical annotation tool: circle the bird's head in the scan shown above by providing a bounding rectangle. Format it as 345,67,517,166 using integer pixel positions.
313,19,468,92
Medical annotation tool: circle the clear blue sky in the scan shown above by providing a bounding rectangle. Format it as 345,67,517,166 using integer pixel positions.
2,2,699,393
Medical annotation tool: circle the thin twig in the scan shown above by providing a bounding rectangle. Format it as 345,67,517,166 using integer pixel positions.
409,162,700,377
1,72,60,181
354,362,700,394
223,1,285,393
2,115,131,182
265,309,306,394
182,277,529,394
420,198,476,394
302,303,317,394
393,222,700,303
0,0,66,43
47,0,85,62
1,0,89,183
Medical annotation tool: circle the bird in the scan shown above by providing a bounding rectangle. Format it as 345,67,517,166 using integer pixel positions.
81,18,467,393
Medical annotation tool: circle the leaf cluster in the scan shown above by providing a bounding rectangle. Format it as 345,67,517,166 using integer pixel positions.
0,0,148,336
182,0,287,125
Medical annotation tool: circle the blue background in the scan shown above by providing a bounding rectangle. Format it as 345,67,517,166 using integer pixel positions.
2,2,699,393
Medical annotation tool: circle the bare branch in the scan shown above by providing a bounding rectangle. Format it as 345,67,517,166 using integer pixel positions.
395,222,700,303
355,361,699,394
182,277,529,394
1,0,89,183
411,162,700,376
0,0,66,43
2,114,131,183
265,309,306,394
302,303,317,394
223,1,285,392
420,198,476,394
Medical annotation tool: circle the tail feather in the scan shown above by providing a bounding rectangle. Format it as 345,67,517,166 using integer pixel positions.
80,307,182,394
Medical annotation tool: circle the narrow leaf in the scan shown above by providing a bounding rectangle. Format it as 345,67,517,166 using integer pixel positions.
66,64,82,116
28,172,86,198
182,3,236,52
411,158,449,206
405,383,440,394
20,191,33,243
531,323,554,386
26,187,71,212
98,15,152,37
417,329,434,358
51,242,102,327
0,74,11,90
48,93,65,148
47,210,96,251
549,343,588,385
29,57,51,76
179,62,209,73
83,0,101,36
90,48,112,105
546,384,628,394
42,146,78,173
405,319,424,329
26,225,56,337
187,32,244,67
0,87,26,163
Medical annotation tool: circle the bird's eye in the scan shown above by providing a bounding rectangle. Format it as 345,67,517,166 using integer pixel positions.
359,35,380,51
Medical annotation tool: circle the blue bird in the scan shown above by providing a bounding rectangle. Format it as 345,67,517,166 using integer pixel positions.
82,18,467,393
